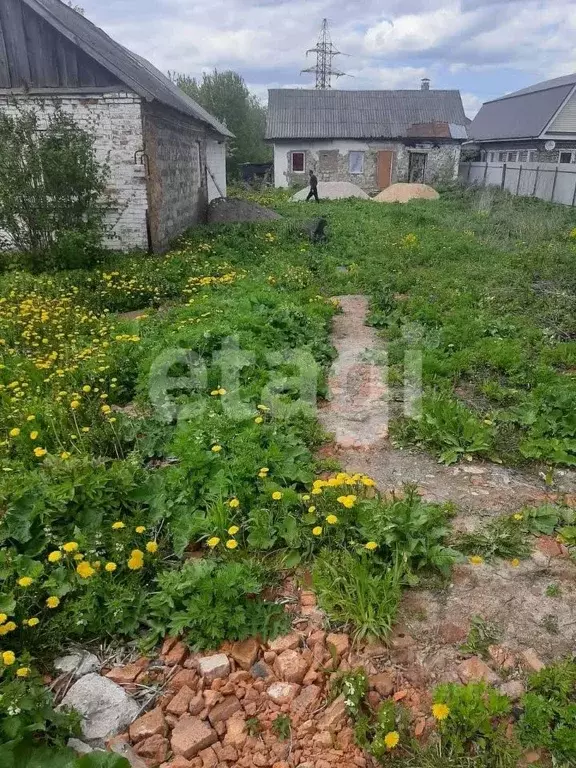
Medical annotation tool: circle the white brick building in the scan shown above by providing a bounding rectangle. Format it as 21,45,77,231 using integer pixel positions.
0,0,231,252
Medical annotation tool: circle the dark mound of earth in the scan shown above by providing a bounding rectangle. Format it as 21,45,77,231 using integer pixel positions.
207,197,282,224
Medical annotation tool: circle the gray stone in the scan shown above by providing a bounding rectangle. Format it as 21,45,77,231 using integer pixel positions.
67,738,94,755
55,651,101,679
198,653,230,682
60,672,140,746
499,680,526,701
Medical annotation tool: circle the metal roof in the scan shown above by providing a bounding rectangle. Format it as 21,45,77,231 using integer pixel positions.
266,89,467,140
21,0,233,138
469,74,576,142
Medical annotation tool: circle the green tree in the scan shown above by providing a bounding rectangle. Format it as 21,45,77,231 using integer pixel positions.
172,70,271,178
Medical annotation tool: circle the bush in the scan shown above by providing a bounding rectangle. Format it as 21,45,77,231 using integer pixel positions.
0,108,111,270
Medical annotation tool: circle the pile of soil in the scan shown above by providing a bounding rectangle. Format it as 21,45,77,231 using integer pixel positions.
373,183,439,203
207,197,282,224
291,182,369,201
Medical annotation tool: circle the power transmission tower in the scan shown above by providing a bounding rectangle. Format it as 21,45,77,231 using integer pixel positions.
301,19,347,89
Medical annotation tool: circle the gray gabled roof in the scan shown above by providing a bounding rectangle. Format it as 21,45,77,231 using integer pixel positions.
21,0,232,138
266,88,467,141
469,74,576,142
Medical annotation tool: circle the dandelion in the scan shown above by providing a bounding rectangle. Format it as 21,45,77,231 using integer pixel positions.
207,536,220,548
0,614,6,624
70,400,80,409
469,555,484,565
511,558,520,567
228,498,240,508
2,651,15,666
211,445,222,453
365,541,378,551
76,561,96,579
82,385,91,393
34,447,47,457
228,525,240,535
27,415,35,422
46,596,60,609
73,553,84,561
326,514,338,525
62,541,79,552
301,494,310,501
60,452,71,460
311,488,322,495
432,703,450,721
111,521,125,530
226,539,238,549
105,562,117,572
257,404,269,411
135,526,146,534
17,577,33,588
9,428,20,437
48,550,62,563
26,617,40,627
384,731,400,749
101,405,111,414
260,467,269,474
513,513,523,521
127,555,144,570
361,477,376,487
308,506,316,513
146,541,158,554
16,667,30,677
336,495,356,509
30,431,38,440
272,491,283,500
312,526,323,536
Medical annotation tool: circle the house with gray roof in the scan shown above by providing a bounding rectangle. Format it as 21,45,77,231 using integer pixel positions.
266,83,468,192
0,0,232,251
469,74,576,166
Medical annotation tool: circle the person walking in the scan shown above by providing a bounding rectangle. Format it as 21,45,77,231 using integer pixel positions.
306,170,319,202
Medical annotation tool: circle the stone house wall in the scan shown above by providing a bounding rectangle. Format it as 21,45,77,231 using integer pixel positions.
0,91,149,250
274,140,461,193
142,101,209,252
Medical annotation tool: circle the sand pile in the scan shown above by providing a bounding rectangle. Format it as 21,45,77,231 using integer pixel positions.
291,181,369,201
373,183,439,203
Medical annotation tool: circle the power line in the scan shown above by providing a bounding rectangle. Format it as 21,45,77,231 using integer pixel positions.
301,19,348,89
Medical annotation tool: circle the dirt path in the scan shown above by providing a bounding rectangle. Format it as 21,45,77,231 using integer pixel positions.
320,294,576,684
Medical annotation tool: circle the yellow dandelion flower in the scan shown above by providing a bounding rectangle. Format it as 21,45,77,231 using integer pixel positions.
60,451,71,460
146,541,158,554
135,526,146,534
70,400,80,409
26,415,35,422
16,667,30,677
82,385,91,393
217,388,226,395
228,525,240,535
207,536,220,548
511,558,520,567
365,541,378,551
225,539,238,549
361,477,376,487
513,513,524,521
336,495,357,509
432,703,450,721
211,445,222,453
311,487,323,495
27,617,40,627
254,416,263,424
308,505,316,513
17,577,33,588
312,526,323,536
9,428,20,437
228,498,240,508
384,731,400,750
111,521,125,530
30,431,38,440
105,562,117,572
326,514,338,525
33,447,47,457
76,561,96,579
272,491,283,500
2,651,15,666
0,614,6,625
301,494,310,501
48,550,62,563
101,405,111,414
46,596,60,609
127,556,143,570
260,467,269,474
469,555,484,565
62,541,78,552
73,553,84,561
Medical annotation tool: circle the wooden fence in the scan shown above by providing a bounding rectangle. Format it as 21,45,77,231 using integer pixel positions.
458,161,576,207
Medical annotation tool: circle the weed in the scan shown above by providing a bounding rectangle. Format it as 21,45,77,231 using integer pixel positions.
246,717,262,737
454,516,530,561
271,713,292,741
459,616,500,658
546,583,562,597
331,669,368,718
541,614,559,635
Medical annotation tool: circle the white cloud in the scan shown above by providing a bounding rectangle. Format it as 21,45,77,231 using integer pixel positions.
461,92,483,118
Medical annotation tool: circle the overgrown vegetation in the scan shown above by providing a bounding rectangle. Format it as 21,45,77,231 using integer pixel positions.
0,108,111,270
2,185,576,761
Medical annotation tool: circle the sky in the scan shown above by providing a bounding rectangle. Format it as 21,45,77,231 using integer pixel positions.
79,0,576,118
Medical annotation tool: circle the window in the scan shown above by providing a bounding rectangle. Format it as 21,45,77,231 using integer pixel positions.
559,151,576,164
349,151,364,174
529,150,538,162
291,152,305,172
507,151,518,162
498,151,507,162
518,150,528,162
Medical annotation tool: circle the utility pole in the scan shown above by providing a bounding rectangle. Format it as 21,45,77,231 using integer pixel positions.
301,19,347,89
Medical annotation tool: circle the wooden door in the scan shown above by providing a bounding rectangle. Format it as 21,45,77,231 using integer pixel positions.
377,150,394,189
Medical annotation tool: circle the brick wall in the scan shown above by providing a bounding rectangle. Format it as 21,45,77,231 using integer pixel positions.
142,101,208,252
278,141,461,193
0,91,149,250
